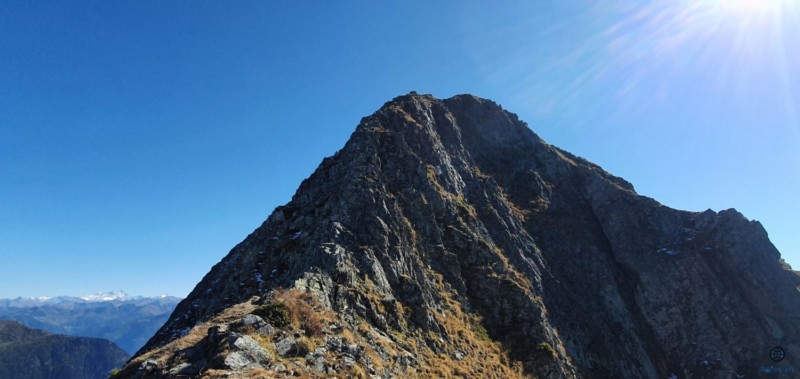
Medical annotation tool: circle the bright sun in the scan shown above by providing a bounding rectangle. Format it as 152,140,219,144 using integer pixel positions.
712,0,789,14
718,0,787,11
582,0,798,112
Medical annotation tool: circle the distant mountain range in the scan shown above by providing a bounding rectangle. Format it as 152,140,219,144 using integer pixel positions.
0,291,181,355
0,320,128,379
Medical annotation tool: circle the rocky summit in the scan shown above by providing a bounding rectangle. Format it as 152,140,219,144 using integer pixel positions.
116,93,800,378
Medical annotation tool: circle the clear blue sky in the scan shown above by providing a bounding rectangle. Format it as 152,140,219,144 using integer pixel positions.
1,1,797,298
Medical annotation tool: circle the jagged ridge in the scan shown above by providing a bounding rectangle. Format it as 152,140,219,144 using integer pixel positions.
121,93,800,378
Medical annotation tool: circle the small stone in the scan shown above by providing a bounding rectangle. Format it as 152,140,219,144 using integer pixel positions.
305,346,328,372
346,343,360,357
454,351,466,360
241,314,266,327
167,362,197,375
273,363,287,373
230,334,271,363
275,336,298,357
257,323,275,335
306,355,325,372
140,359,161,373
224,351,255,370
326,335,344,351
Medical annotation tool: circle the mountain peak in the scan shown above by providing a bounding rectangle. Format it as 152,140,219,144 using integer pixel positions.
117,94,800,379
80,290,131,302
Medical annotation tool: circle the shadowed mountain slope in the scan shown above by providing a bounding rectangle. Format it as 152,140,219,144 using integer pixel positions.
0,320,129,379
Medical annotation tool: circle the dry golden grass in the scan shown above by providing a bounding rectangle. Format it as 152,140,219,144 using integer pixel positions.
471,166,491,180
364,125,389,133
271,289,334,337
427,165,478,219
404,268,530,379
388,104,419,124
346,364,369,379
496,185,531,221
120,274,532,379
508,200,531,221
144,301,257,362
113,300,259,378
401,214,418,247
295,336,316,356
251,333,277,357
340,328,355,345
343,266,531,379
427,165,442,190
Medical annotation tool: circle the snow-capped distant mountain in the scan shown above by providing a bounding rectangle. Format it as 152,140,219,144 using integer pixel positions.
0,292,182,355
3,291,174,306
80,290,136,302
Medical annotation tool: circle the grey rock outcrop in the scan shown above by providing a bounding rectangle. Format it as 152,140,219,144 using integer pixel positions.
119,93,800,378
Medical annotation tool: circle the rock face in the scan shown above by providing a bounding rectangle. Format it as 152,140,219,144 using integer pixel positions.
118,93,800,378
0,320,129,379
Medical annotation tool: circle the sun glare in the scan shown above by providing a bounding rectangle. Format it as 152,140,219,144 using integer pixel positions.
691,0,791,55
488,0,799,127
714,0,787,13
540,0,800,121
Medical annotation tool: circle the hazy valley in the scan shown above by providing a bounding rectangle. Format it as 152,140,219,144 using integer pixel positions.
0,291,180,356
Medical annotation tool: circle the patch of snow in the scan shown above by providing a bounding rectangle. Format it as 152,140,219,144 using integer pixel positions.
657,248,679,255
80,290,131,302
291,231,304,240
